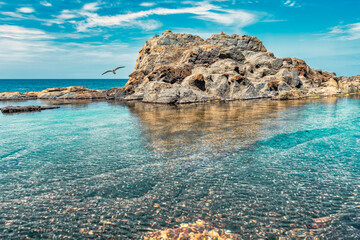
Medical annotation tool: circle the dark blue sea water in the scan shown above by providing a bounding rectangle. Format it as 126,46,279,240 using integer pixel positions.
0,79,128,92
0,94,360,239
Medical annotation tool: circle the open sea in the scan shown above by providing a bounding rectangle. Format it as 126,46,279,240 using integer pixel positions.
0,79,360,239
0,79,128,92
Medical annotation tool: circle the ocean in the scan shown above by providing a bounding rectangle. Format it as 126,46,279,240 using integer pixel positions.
0,79,128,92
0,80,360,239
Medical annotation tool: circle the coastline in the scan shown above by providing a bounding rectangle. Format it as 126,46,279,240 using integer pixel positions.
1,85,360,104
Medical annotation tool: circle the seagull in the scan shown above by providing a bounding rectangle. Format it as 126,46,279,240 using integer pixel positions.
102,66,125,75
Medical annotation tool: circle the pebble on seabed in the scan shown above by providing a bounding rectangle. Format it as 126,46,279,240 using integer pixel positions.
142,220,241,239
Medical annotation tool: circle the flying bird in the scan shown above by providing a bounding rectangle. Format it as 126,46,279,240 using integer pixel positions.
102,66,125,75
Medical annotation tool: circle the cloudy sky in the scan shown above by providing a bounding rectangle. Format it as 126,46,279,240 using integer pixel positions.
0,0,359,79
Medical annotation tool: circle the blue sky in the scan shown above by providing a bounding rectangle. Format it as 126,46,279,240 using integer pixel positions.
0,0,359,79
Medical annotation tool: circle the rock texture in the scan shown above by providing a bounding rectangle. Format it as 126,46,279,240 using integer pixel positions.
1,105,60,114
109,30,360,103
0,92,38,101
37,86,107,99
0,87,107,101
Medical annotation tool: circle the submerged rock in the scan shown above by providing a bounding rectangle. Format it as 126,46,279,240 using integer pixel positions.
1,105,60,114
109,30,360,103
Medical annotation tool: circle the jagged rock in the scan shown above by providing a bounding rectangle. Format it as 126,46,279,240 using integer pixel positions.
205,32,267,52
1,105,60,114
147,66,192,84
188,74,206,91
109,30,360,103
143,82,179,104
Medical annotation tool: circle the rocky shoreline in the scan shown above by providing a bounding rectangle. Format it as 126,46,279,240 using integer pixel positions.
1,85,359,103
1,31,360,104
0,86,107,101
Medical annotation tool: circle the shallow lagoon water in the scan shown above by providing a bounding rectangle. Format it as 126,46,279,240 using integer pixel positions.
0,97,359,239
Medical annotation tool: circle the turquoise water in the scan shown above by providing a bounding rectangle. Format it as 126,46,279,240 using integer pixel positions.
0,79,128,92
0,97,360,239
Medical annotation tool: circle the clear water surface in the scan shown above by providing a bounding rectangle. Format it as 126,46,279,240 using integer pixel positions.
0,95,359,239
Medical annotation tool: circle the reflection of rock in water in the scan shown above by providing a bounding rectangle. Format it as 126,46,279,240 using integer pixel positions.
143,220,241,239
1,105,59,114
40,99,101,108
119,98,339,159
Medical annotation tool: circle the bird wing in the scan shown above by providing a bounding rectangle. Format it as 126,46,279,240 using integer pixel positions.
102,70,112,75
114,66,125,71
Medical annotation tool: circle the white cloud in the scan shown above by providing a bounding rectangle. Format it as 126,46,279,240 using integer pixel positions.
0,25,54,64
1,11,25,18
284,0,296,7
194,8,256,26
0,24,135,78
40,1,52,7
58,10,78,20
328,23,360,40
82,2,100,11
0,10,66,26
0,38,54,61
17,7,35,14
57,1,259,32
0,38,136,78
0,25,53,40
140,2,156,7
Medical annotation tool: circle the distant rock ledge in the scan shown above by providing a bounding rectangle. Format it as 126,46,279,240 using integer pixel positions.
0,86,107,101
1,31,360,104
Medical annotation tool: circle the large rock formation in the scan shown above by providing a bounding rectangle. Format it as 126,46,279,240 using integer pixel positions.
108,30,360,103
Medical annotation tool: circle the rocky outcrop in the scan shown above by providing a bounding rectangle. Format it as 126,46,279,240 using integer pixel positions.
1,105,60,114
1,31,359,104
109,30,360,103
0,92,39,101
0,87,107,101
38,86,107,99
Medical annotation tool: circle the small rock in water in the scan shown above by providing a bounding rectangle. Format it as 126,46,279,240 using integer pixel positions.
0,105,60,114
312,216,333,223
305,222,326,229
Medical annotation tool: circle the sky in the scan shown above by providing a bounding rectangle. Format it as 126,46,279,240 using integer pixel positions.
0,0,359,79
